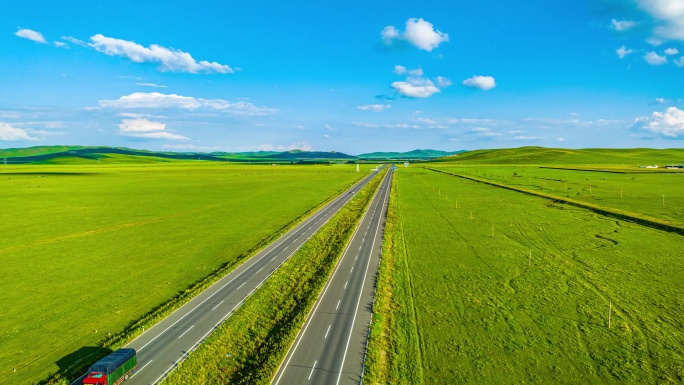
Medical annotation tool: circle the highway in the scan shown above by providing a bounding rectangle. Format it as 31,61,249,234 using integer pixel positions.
73,168,383,385
273,166,393,385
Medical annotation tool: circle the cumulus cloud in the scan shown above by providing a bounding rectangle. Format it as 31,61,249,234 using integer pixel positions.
391,66,451,98
381,18,448,51
0,122,40,141
611,19,638,31
357,104,391,112
655,97,667,103
118,118,188,140
54,41,68,48
98,92,278,116
462,75,496,90
392,78,441,98
676,57,684,66
637,0,684,41
664,47,680,55
89,34,233,74
636,106,684,138
644,51,668,64
15,28,47,44
617,45,634,58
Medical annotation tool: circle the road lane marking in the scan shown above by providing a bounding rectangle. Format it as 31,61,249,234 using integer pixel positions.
237,282,247,290
325,325,331,338
211,300,224,311
309,361,317,380
130,360,153,378
344,281,348,289
336,170,392,385
178,325,195,339
336,300,341,310
272,170,386,385
350,266,354,273
256,267,264,274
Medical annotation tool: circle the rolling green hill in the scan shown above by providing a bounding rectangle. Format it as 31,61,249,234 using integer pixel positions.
432,146,684,166
357,149,465,160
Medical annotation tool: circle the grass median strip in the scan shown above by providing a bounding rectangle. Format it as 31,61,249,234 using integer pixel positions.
164,168,386,385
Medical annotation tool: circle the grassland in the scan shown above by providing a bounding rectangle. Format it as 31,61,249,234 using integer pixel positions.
430,165,684,228
0,162,369,385
165,168,386,385
365,166,684,384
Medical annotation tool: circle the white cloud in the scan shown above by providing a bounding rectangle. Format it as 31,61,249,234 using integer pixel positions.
352,122,380,128
665,47,680,55
393,65,423,76
118,118,188,140
656,97,667,103
62,36,87,47
636,106,684,137
0,122,40,141
54,41,68,48
646,37,664,46
89,34,233,74
381,18,448,51
436,76,452,87
637,0,684,41
644,51,668,64
675,56,684,66
323,134,330,138
357,104,391,112
557,137,566,142
462,75,496,90
392,78,441,98
381,26,400,44
324,124,336,131
15,28,47,44
611,19,638,31
136,83,167,88
617,45,634,58
98,92,278,116
514,135,545,141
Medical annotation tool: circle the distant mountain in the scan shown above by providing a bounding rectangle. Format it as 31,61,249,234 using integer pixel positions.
0,146,358,164
357,149,466,160
270,150,356,160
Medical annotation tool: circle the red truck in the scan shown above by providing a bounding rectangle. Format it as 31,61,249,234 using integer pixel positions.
82,348,137,385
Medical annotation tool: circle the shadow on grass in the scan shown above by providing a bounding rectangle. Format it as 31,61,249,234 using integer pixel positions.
38,346,112,385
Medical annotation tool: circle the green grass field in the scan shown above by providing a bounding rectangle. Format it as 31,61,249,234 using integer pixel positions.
0,162,368,385
431,165,684,227
366,166,684,384
436,147,684,166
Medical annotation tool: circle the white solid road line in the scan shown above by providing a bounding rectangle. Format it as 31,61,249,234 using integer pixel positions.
335,171,391,385
325,325,331,339
272,171,386,385
119,172,384,385
177,325,195,339
130,360,153,378
309,361,317,380
211,300,224,311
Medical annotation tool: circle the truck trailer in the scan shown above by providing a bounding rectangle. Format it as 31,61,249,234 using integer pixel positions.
82,348,137,385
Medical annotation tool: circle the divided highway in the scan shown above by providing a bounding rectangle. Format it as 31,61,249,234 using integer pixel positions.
73,168,383,385
273,166,393,385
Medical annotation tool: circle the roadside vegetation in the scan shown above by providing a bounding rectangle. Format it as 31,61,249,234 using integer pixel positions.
366,166,684,384
0,163,367,385
164,168,387,384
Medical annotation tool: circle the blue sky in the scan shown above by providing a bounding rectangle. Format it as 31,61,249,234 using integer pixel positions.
1,0,683,154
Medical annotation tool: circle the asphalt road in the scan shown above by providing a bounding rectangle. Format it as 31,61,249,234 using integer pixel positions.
72,168,383,385
272,166,393,385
